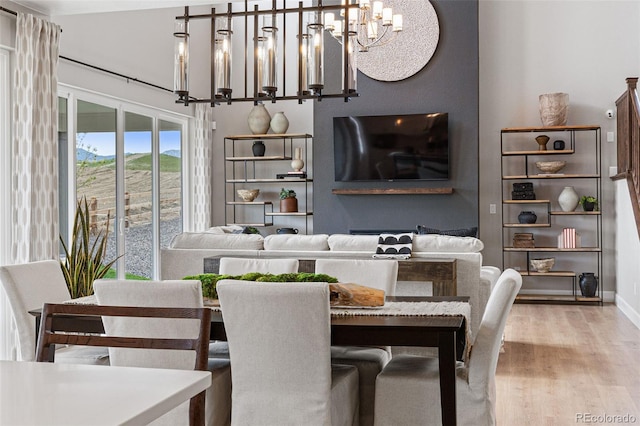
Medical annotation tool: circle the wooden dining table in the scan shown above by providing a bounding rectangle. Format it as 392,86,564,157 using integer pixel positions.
0,360,211,426
30,295,469,426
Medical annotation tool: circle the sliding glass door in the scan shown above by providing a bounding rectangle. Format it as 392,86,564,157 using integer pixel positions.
59,89,186,280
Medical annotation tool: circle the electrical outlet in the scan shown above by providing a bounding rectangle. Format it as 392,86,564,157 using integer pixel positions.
635,282,638,296
489,204,496,214
607,132,614,142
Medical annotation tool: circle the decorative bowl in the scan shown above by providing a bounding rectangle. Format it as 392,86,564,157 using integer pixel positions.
535,160,566,174
530,258,555,273
237,189,259,202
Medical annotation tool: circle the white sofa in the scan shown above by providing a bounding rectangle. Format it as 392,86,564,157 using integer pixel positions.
160,229,499,339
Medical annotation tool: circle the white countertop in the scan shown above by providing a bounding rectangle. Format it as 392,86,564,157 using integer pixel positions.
0,361,211,426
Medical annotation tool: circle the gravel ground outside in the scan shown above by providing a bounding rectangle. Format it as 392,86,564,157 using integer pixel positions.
103,216,182,278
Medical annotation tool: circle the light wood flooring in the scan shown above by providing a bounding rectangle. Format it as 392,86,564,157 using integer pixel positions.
496,303,640,424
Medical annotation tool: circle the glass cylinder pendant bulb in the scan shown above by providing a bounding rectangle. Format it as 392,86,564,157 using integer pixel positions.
306,13,324,94
214,30,232,96
298,34,310,95
173,20,189,96
344,32,357,94
255,36,267,96
214,17,232,97
261,15,278,96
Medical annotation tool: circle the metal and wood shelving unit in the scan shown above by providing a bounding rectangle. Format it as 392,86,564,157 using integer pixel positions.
500,125,602,304
224,133,313,234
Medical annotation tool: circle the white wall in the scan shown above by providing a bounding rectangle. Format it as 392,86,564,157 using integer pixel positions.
479,0,640,302
52,5,195,116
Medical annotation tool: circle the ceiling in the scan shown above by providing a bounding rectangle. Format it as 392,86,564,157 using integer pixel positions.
10,0,222,16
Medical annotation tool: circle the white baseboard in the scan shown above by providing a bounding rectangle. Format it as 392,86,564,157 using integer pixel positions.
615,294,640,331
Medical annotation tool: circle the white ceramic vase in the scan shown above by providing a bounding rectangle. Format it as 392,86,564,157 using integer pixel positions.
247,104,271,135
291,147,304,172
270,111,289,134
558,186,579,212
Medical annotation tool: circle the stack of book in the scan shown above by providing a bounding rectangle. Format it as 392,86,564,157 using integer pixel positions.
276,171,307,179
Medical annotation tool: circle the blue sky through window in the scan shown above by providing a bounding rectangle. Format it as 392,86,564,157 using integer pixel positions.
77,131,181,157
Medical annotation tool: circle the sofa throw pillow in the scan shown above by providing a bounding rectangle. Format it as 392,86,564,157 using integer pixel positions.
373,233,413,259
416,225,478,238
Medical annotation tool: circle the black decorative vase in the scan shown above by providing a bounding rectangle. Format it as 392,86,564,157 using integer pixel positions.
553,140,565,150
252,141,266,157
579,273,598,297
518,211,537,224
583,201,596,212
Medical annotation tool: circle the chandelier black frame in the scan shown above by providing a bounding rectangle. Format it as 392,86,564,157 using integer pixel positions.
173,1,360,107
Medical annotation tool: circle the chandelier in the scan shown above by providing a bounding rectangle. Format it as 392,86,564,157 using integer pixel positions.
325,0,403,52
173,1,366,107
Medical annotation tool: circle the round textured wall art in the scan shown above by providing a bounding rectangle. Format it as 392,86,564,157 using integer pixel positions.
357,0,440,82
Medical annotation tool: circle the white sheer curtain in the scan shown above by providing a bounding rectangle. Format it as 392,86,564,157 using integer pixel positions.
0,48,13,360
12,13,60,262
191,104,212,231
0,13,60,360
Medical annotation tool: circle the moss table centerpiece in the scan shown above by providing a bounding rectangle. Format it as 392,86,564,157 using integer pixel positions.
184,272,385,307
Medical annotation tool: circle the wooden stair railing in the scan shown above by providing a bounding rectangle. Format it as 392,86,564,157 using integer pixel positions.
614,77,640,238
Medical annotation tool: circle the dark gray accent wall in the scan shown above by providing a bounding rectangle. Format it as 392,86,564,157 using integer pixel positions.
313,0,478,235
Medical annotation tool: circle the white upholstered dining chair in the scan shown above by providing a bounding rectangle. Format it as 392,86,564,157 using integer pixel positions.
315,258,398,426
0,260,108,364
373,268,522,426
315,258,398,296
94,279,232,426
217,280,360,426
210,257,300,359
218,257,299,275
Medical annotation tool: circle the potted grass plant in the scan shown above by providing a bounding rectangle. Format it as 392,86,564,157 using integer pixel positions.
60,197,119,298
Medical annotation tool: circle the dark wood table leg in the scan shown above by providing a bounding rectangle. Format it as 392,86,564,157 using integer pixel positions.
438,331,457,426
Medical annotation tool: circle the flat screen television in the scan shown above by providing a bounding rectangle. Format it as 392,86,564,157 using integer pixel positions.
333,112,449,181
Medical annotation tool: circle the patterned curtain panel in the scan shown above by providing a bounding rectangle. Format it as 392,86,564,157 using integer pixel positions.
12,13,61,262
192,104,212,231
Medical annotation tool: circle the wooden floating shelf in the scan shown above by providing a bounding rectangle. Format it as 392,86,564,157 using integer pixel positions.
502,149,574,156
504,247,601,252
550,211,600,215
266,212,313,216
225,156,290,161
504,223,551,228
515,294,602,304
332,187,454,195
226,222,273,227
504,199,550,204
503,174,599,180
501,125,600,133
519,271,575,277
226,201,273,205
226,133,312,140
227,178,312,183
